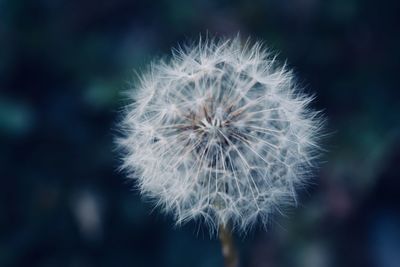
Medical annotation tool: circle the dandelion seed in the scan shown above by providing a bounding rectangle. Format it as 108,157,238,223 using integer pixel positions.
117,36,324,234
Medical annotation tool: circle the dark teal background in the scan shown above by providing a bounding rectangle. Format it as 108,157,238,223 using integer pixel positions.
1,0,400,266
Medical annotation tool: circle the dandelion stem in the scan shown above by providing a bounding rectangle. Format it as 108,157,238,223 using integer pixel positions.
219,224,239,267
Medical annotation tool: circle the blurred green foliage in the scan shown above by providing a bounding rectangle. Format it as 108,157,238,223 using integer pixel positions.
1,0,400,267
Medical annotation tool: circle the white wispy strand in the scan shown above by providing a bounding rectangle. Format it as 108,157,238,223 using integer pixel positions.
118,36,324,234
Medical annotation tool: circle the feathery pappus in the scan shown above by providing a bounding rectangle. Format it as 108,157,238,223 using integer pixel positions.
118,36,324,233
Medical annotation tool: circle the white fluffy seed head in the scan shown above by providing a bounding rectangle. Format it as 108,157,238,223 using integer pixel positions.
118,36,324,234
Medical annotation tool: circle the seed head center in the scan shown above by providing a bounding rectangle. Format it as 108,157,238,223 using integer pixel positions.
200,117,223,133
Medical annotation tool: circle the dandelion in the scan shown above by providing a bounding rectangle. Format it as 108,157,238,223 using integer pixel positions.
117,36,323,266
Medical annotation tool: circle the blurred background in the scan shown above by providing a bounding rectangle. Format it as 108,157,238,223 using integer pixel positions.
1,0,400,266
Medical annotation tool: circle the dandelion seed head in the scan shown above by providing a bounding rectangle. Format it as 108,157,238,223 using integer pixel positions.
118,36,324,233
